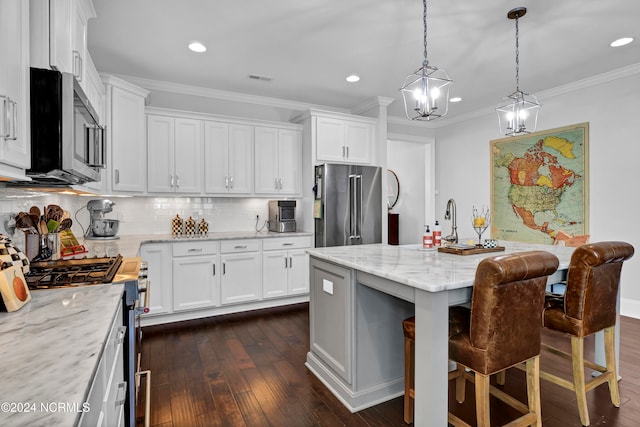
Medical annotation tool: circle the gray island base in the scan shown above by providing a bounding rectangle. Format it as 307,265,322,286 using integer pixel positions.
306,243,575,427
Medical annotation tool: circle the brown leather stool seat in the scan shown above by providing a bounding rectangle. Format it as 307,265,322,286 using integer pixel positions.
540,241,634,426
403,250,559,426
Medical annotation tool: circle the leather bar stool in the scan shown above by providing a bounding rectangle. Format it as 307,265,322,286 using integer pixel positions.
403,251,559,426
540,241,634,426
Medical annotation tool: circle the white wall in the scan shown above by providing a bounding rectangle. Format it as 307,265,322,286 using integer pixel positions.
434,71,640,317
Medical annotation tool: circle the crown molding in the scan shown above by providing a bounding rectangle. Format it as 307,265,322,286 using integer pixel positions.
351,96,396,115
106,73,352,114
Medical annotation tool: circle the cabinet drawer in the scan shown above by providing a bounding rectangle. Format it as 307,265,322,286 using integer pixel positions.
262,236,311,251
220,239,260,253
173,240,219,257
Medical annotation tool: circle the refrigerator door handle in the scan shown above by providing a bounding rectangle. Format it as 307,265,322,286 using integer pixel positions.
349,174,357,241
354,175,362,241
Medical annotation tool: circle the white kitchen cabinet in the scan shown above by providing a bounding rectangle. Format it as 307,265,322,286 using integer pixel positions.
79,299,126,427
262,236,311,298
147,114,202,194
220,240,262,304
103,75,149,193
315,115,374,164
254,126,302,195
139,243,172,316
84,53,104,124
172,241,220,311
0,0,30,180
204,121,253,194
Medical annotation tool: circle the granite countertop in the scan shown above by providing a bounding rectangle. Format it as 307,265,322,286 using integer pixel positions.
0,284,124,427
83,230,313,258
306,241,575,293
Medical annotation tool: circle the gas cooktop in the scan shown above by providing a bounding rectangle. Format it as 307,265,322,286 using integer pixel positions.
25,255,123,289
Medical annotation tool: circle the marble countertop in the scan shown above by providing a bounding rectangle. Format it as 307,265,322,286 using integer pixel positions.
83,230,313,258
307,241,575,293
0,284,124,427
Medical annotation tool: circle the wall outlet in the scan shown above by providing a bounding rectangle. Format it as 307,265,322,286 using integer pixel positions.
322,279,334,295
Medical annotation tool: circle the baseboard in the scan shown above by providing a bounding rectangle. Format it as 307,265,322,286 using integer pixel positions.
621,298,640,319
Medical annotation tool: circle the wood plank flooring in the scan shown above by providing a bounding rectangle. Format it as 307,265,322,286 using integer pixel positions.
136,304,640,426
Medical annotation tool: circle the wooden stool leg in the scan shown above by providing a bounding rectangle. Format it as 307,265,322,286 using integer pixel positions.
525,356,542,427
496,369,506,386
571,336,590,426
604,326,621,407
475,373,491,427
404,336,414,424
456,364,466,403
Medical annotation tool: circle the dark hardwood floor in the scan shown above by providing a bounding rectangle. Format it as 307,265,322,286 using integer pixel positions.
136,304,640,426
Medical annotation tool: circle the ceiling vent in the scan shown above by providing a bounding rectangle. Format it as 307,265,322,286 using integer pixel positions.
248,74,273,82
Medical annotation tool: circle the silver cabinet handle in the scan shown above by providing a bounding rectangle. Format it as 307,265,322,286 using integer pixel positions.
73,50,83,81
230,176,234,188
115,169,120,184
0,95,9,138
187,248,203,252
282,243,293,246
176,175,180,188
7,100,17,141
342,146,346,158
170,174,174,187
278,177,283,189
289,256,293,268
222,262,226,275
275,177,278,189
224,176,229,188
234,245,247,249
212,264,215,275
115,326,127,344
346,146,350,158
115,381,127,406
284,257,288,269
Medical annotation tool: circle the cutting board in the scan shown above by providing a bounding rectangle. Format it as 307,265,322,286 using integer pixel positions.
438,244,505,256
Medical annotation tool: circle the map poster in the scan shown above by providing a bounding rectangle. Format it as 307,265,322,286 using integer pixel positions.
490,122,589,245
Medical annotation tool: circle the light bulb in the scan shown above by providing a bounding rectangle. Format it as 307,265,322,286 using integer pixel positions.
430,87,441,99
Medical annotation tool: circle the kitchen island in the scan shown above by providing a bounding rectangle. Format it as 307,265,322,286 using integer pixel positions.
306,242,575,427
0,284,124,426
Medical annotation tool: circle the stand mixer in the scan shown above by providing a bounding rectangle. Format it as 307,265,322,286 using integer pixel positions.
85,199,120,240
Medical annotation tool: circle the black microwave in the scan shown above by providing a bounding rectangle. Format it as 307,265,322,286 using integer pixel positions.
29,67,105,184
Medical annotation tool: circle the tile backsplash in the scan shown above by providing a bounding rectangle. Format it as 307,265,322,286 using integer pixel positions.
0,186,291,238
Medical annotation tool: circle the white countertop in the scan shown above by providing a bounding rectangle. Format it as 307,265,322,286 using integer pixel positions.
306,241,575,293
0,284,124,427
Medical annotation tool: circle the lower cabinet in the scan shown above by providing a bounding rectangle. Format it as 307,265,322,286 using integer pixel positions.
220,240,261,305
140,235,311,325
263,236,311,298
80,300,126,427
172,241,220,311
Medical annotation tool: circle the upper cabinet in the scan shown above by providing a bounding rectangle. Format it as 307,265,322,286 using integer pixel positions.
298,110,377,165
254,126,302,195
0,0,30,180
103,75,149,194
147,113,203,194
204,120,254,195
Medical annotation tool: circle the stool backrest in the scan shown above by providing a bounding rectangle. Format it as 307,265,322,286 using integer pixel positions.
565,241,634,335
471,251,559,368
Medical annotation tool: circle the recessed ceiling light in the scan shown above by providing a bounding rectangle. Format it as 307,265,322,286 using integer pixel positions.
188,41,207,53
346,74,360,83
450,97,462,103
610,37,633,47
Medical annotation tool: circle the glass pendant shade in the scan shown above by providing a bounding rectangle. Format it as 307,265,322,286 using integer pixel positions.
496,90,540,136
401,64,452,121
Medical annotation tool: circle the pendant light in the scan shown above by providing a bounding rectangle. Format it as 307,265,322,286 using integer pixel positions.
400,0,453,121
496,7,540,136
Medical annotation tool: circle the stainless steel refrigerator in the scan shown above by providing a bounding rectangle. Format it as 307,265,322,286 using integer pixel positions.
314,163,382,247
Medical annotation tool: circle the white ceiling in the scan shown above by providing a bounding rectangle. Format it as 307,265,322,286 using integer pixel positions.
87,0,640,120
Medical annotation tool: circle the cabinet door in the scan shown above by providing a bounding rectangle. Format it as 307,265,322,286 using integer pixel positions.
262,250,288,299
0,0,30,171
110,86,147,192
173,255,219,311
277,129,302,195
49,0,74,73
345,122,373,164
72,2,86,84
174,118,202,193
287,249,309,295
140,244,173,316
220,252,261,304
254,126,279,194
203,120,229,193
315,117,346,162
227,124,253,194
146,115,174,193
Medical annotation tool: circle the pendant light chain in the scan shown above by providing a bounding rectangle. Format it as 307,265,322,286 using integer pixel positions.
422,0,428,67
514,16,520,92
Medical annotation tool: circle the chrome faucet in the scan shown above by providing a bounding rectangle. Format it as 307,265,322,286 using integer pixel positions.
443,198,458,244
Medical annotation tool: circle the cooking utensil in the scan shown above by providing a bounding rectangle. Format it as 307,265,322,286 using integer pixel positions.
39,218,48,235
45,204,64,222
57,218,72,232
16,212,37,233
29,206,41,217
